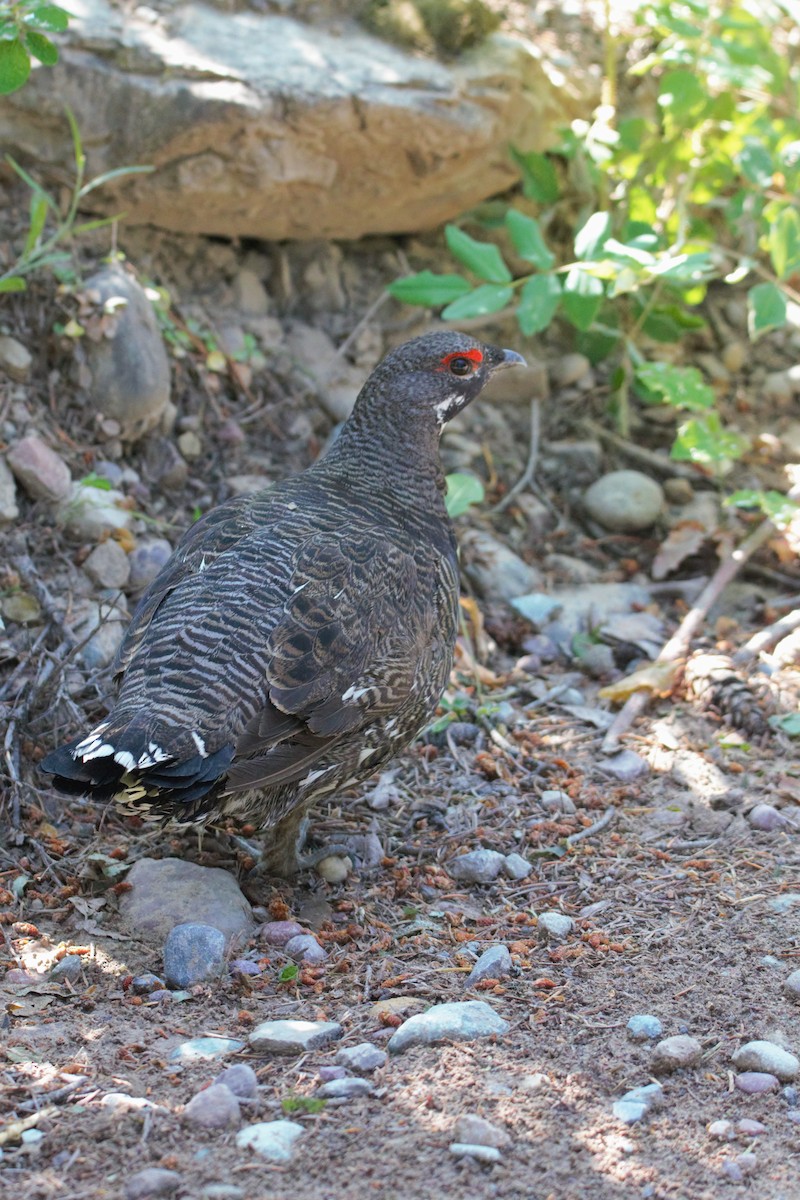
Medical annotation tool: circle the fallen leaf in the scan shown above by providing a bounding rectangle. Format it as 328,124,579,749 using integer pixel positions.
652,521,708,580
598,660,681,703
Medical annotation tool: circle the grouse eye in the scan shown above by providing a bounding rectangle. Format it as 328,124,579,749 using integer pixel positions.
448,356,473,377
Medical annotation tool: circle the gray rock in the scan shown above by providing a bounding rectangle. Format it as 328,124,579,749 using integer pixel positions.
707,1119,735,1141
737,1118,767,1136
163,923,226,988
543,553,603,584
732,1041,799,1081
336,1043,387,1074
169,1037,246,1064
248,1019,343,1055
388,1000,508,1054
49,955,83,982
144,438,189,491
513,582,652,633
734,1072,780,1094
214,1064,259,1100
651,1034,702,1073
232,268,270,316
448,849,506,884
318,1066,347,1082
453,1113,512,1149
177,430,203,460
626,1014,663,1042
584,470,664,532
236,1120,304,1163
612,1082,664,1125
0,458,19,522
124,1169,182,1200
449,1143,502,1164
466,944,512,986
131,973,164,994
0,334,32,381
316,1077,373,1100
59,481,132,538
748,803,789,831
83,540,131,589
260,920,305,946
202,1188,244,1200
7,435,71,502
551,353,591,388
537,912,573,940
502,852,532,880
460,529,541,602
183,1083,240,1128
119,857,254,946
539,789,576,815
597,750,650,782
127,539,173,594
80,264,171,440
286,324,367,422
68,598,129,669
785,971,800,1003
284,934,328,963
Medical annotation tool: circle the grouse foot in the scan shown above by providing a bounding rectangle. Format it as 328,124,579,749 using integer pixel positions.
244,806,354,884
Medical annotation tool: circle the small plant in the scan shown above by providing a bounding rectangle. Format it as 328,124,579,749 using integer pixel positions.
281,1095,326,1115
0,0,70,94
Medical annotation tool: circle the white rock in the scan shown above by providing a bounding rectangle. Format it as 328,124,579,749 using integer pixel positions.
584,470,664,532
336,1043,387,1073
248,1019,342,1055
540,789,576,814
613,1082,664,1125
83,539,131,589
284,934,328,963
449,1142,502,1164
169,1037,246,1064
60,481,132,538
448,849,506,884
502,852,532,880
453,1113,512,1149
731,1040,799,1081
388,1000,508,1054
0,458,19,522
537,912,573,940
316,1077,373,1100
236,1120,304,1162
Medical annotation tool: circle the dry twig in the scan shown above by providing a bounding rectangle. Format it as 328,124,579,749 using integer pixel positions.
732,608,800,665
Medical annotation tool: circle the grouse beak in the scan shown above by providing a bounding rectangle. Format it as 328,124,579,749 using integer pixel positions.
495,348,527,371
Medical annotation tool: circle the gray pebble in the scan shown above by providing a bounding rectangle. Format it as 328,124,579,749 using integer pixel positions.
229,958,261,977
316,1077,373,1100
502,852,532,880
748,803,789,831
597,750,650,782
537,912,574,940
388,1000,508,1055
584,470,664,533
284,933,328,963
169,1037,246,1064
707,1119,735,1140
612,1082,664,1125
466,944,512,986
449,1142,502,1164
214,1063,259,1100
260,920,305,946
0,458,18,523
539,789,576,815
163,922,225,988
761,956,782,969
453,1113,511,1149
127,539,173,594
734,1072,780,1094
248,1019,342,1055
202,1188,244,1200
552,352,591,388
131,973,164,994
49,955,83,982
737,1118,767,1136
183,1083,240,1129
651,1034,702,1073
784,971,800,1002
626,1014,663,1042
124,1169,182,1200
83,540,131,590
732,1040,799,1081
318,1065,347,1082
783,1085,799,1106
336,1043,387,1074
236,1120,304,1162
448,849,505,884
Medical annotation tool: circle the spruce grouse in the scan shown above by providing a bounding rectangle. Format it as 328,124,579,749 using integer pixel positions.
42,332,525,875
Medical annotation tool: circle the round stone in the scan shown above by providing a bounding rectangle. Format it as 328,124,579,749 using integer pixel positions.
584,470,665,533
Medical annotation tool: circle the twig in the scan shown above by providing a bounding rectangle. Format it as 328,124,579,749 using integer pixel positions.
337,290,392,359
566,806,616,846
579,417,700,480
733,608,800,665
490,397,541,514
601,518,775,754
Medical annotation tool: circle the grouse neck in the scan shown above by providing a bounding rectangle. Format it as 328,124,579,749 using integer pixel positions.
323,405,446,499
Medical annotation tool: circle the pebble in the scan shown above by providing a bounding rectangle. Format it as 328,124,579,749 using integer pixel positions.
124,1168,183,1200
127,539,173,594
763,371,792,404
707,1119,735,1140
539,789,576,815
597,750,650,783
183,1083,241,1129
248,1019,343,1055
213,1064,259,1100
552,352,591,388
100,1094,162,1113
502,852,532,880
83,539,131,590
119,857,254,946
737,1118,767,1136
318,1065,347,1082
734,1072,780,1094
7,435,72,502
284,934,328,963
448,850,506,884
466,944,512,986
49,955,83,982
747,803,788,831
584,470,664,533
230,958,261,977
163,923,226,988
783,1084,798,1105
612,1082,664,1125
336,1043,387,1073
316,1077,373,1100
388,1000,509,1055
459,529,542,602
664,477,694,505
732,1041,799,1081
316,854,352,883
0,334,32,381
721,341,747,373
236,1120,304,1163
537,912,574,941
60,482,132,538
784,971,800,1003
651,1034,702,1073
261,920,305,946
169,1037,246,1064
232,268,270,316
453,1113,511,1149
626,1014,663,1042
203,1188,244,1200
0,458,19,522
449,1142,502,1164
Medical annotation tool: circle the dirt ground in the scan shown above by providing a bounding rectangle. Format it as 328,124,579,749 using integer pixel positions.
1,215,800,1200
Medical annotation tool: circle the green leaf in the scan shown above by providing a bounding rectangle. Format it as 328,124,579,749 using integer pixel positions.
388,271,471,308
24,193,48,254
671,413,750,475
440,284,513,320
739,140,774,187
574,211,611,260
726,489,800,530
517,274,561,335
24,28,57,64
278,963,299,982
444,472,484,518
770,712,800,737
510,147,559,204
747,282,787,339
657,69,708,120
561,267,603,331
0,37,31,94
504,210,554,269
0,276,27,293
768,207,800,281
78,163,155,196
637,302,705,343
444,225,512,284
635,362,715,412
24,5,70,33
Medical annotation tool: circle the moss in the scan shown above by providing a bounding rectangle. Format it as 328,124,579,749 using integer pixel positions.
361,0,502,58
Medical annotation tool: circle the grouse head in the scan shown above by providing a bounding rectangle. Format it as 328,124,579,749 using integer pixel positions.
349,331,526,431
